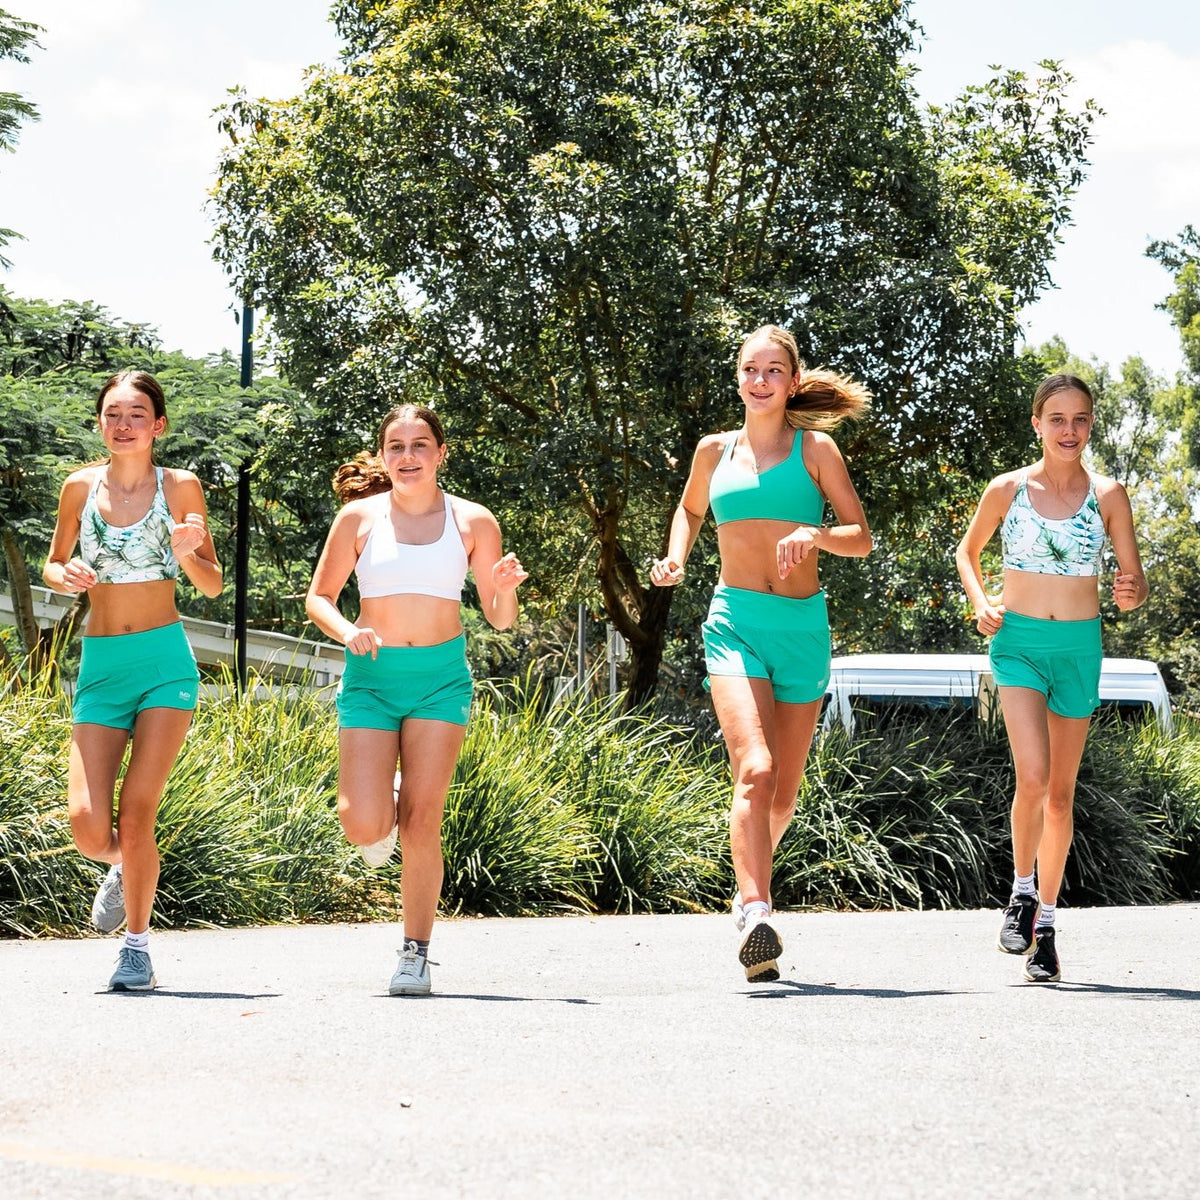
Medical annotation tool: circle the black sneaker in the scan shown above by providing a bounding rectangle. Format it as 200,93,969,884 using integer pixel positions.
1024,928,1061,983
997,894,1038,955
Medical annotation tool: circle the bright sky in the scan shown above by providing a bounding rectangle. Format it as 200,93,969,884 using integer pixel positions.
2,1,1197,378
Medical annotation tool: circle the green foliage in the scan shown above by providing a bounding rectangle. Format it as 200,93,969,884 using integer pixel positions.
4,671,1198,938
0,8,42,267
211,0,1097,700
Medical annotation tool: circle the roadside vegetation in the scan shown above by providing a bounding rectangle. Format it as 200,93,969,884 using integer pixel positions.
3,670,1197,938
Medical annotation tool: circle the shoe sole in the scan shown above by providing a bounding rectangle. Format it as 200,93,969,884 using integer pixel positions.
109,976,157,992
739,920,783,973
1023,967,1061,983
388,983,431,997
997,937,1035,956
745,959,780,983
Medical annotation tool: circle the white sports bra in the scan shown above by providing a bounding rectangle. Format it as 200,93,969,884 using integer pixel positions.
355,491,469,601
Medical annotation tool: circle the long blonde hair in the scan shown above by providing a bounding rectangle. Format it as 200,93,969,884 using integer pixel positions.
740,325,871,431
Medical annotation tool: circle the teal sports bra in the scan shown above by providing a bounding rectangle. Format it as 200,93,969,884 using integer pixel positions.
1001,472,1105,576
709,430,824,527
79,467,180,584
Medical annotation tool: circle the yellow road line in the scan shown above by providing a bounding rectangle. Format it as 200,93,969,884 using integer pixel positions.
0,1141,298,1186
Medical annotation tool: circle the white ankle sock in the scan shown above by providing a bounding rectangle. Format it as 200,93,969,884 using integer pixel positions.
124,928,150,952
1013,872,1036,897
742,900,770,922
1036,902,1056,929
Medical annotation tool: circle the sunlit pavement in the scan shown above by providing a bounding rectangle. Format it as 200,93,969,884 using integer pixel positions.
2,906,1197,1198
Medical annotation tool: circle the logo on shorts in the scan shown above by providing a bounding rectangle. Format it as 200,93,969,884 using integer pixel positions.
179,689,194,702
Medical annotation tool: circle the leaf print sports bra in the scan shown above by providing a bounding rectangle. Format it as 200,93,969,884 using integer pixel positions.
1000,472,1105,577
79,467,180,584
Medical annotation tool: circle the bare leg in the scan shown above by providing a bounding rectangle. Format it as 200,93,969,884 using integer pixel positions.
709,675,779,906
117,707,194,932
395,718,466,941
68,724,130,864
768,699,822,852
338,727,401,847
1036,710,1090,906
998,686,1052,881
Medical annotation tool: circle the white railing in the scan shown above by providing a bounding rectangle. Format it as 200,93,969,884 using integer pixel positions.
0,585,345,686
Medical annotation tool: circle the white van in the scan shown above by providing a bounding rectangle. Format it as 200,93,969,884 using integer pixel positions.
823,653,1172,733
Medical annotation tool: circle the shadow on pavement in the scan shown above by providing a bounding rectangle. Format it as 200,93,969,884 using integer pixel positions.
1051,982,1200,1001
378,992,596,1004
747,981,972,1000
98,990,282,1000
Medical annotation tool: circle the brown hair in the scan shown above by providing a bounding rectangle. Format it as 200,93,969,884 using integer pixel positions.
739,325,870,431
331,404,448,503
1032,374,1093,418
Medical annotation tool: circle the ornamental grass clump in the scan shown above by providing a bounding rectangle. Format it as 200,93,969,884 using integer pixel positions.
775,711,1001,912
441,682,596,915
0,668,96,936
516,683,728,914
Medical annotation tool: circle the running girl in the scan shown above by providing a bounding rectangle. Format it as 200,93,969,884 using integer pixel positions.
651,325,872,982
305,404,526,996
956,373,1148,983
43,370,222,990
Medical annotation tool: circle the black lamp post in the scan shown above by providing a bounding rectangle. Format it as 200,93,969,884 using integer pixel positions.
234,301,254,693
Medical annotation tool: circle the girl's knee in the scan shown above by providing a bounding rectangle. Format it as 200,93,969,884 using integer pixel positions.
70,818,113,860
1044,791,1075,821
339,802,394,846
1013,766,1051,798
734,756,778,800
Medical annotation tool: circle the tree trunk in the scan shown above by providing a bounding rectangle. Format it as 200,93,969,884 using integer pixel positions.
2,524,41,655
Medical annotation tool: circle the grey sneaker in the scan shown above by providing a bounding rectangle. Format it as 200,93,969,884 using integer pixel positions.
108,946,156,991
388,942,431,996
738,912,782,983
91,865,126,933
998,893,1039,955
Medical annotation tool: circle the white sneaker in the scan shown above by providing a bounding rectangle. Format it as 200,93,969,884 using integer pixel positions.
360,773,401,868
738,911,782,983
359,824,397,868
388,942,431,996
732,890,772,932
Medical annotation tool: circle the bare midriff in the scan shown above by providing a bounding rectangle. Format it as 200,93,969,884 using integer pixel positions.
357,594,464,646
82,580,180,636
717,519,821,599
1002,570,1100,621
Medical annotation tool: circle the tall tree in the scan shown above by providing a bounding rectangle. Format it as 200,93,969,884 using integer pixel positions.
211,0,1096,701
0,8,42,268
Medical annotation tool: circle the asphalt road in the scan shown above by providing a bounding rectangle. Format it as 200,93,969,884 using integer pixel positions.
1,905,1198,1199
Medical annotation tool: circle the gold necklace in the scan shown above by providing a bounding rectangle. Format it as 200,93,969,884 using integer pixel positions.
106,469,148,505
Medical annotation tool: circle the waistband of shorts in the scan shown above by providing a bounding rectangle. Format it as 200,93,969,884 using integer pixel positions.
998,610,1101,648
80,621,191,665
710,583,828,627
342,633,468,672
